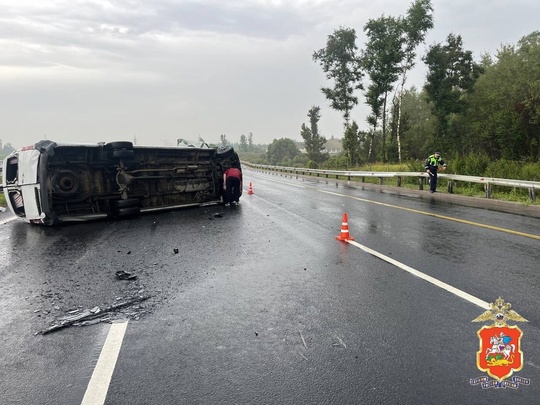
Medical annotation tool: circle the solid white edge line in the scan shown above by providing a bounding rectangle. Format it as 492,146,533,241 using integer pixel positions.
81,321,129,405
347,240,491,310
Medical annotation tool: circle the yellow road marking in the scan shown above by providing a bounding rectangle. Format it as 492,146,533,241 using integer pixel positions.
318,189,540,240
254,174,540,240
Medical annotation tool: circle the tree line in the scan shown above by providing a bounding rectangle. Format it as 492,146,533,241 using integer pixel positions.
215,0,540,181
311,0,539,168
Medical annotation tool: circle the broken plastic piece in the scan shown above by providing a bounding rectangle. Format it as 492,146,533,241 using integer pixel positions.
115,270,137,280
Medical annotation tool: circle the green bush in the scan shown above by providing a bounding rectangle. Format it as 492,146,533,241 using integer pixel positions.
519,162,540,181
452,152,490,176
485,159,521,179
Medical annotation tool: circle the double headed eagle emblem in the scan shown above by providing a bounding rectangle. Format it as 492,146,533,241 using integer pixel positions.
472,297,528,326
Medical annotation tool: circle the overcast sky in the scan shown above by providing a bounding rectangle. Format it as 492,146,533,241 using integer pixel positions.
1,0,538,148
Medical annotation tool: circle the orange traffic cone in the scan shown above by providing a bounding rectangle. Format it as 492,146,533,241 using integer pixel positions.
247,182,254,195
336,212,354,241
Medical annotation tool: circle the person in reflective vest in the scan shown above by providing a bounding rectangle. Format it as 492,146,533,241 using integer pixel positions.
424,151,447,193
223,163,243,206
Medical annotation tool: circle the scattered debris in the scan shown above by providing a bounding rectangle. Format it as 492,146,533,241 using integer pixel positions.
212,212,223,218
0,207,6,213
116,270,137,280
39,295,150,335
173,248,179,254
299,352,308,361
333,335,346,348
299,331,307,349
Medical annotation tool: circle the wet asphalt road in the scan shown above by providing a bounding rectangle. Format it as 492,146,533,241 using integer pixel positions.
1,167,540,405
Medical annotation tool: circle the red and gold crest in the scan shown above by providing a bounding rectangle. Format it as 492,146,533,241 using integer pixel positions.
476,325,523,381
471,297,529,387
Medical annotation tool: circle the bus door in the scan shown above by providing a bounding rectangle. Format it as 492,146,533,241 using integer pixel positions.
12,149,43,220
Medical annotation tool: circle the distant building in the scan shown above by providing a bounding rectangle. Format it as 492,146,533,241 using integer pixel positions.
323,137,342,155
295,137,343,156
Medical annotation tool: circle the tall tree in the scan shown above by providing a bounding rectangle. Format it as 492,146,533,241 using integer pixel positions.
248,132,254,151
466,32,540,160
397,87,437,159
342,121,361,166
363,15,404,162
266,138,300,166
423,33,483,153
220,134,229,147
313,27,364,125
239,134,248,152
301,106,327,163
393,0,434,162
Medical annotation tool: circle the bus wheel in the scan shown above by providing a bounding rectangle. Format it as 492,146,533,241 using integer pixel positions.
111,149,135,159
52,171,80,194
105,141,133,150
216,146,235,160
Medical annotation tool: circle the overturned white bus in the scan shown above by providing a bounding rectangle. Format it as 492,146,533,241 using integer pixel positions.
1,139,240,225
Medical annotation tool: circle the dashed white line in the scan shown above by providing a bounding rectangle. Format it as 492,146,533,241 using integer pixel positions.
81,321,129,405
346,240,491,310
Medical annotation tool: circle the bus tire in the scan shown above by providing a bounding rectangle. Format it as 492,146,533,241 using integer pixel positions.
216,146,235,160
111,149,135,159
105,141,133,150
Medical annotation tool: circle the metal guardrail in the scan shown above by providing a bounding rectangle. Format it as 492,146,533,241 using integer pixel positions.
244,163,539,202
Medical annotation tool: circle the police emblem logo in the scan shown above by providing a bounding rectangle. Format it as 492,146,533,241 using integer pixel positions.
470,297,530,389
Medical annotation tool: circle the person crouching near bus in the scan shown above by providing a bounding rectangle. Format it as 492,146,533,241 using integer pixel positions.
223,163,243,206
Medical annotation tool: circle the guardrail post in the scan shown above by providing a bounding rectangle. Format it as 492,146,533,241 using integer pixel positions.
484,183,492,199
529,187,536,202
361,176,365,182
378,177,383,185
419,177,424,190
397,177,402,187
447,180,454,193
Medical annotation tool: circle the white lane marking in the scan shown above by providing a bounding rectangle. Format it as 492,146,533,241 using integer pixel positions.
81,321,129,405
0,216,18,225
346,240,490,310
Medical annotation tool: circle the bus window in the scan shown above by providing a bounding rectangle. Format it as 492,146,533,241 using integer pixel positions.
5,156,18,183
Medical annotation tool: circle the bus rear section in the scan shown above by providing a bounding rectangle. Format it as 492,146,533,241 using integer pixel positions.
2,140,239,225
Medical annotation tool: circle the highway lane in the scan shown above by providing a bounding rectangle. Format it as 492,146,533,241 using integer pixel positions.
0,167,539,404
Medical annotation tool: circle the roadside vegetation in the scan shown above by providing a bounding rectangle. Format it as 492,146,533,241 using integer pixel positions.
3,1,539,208
231,1,540,206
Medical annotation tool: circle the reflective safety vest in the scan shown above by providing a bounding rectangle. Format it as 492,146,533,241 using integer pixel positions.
428,155,441,166
425,154,445,170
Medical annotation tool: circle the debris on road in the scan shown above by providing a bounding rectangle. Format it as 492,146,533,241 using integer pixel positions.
299,331,307,348
332,335,346,348
38,295,150,335
116,270,137,280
